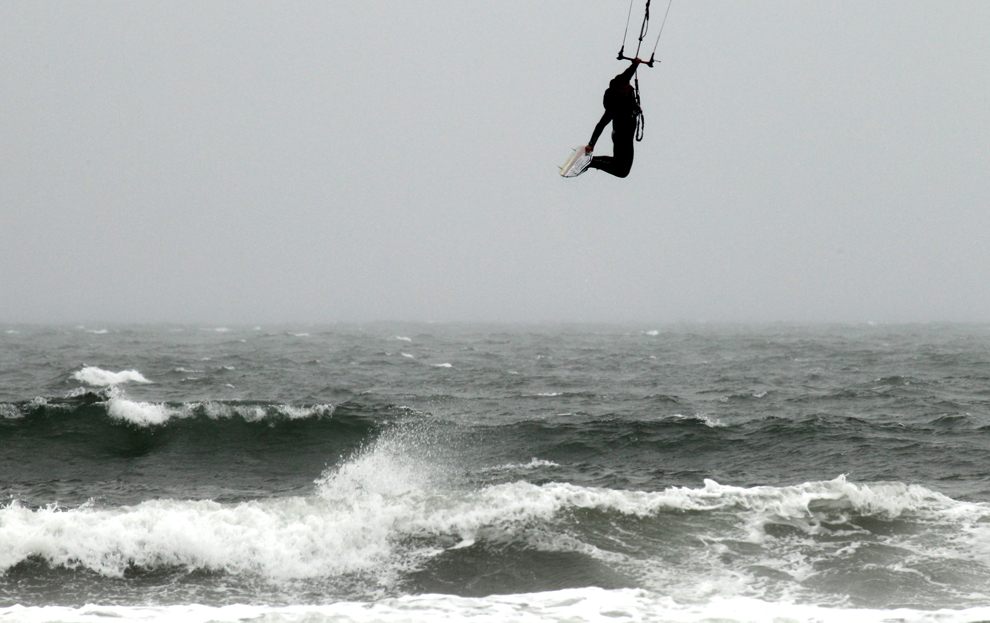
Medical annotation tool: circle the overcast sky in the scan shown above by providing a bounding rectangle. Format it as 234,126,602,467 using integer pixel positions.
2,1,988,324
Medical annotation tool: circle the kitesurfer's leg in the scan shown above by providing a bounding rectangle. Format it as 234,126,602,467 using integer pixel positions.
588,131,634,178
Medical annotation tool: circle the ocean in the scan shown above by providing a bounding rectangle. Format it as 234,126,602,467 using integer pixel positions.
2,323,990,622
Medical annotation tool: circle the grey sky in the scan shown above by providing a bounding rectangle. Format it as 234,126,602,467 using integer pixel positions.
2,1,988,324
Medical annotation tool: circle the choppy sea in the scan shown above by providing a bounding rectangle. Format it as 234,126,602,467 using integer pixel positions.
2,323,990,622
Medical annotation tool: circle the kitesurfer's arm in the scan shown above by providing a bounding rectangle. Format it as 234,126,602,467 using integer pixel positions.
588,110,611,152
618,59,641,82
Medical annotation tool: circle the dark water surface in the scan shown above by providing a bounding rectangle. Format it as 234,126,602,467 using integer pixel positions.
2,324,990,621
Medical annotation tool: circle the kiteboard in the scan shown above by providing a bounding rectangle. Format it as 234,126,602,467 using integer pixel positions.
559,146,592,178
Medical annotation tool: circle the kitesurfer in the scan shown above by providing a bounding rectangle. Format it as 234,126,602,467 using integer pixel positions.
585,59,642,178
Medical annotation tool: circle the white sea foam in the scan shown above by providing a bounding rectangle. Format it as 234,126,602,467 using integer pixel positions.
200,401,266,422
519,458,559,469
107,397,178,426
480,458,560,472
392,336,412,342
0,425,446,580
104,399,336,426
13,472,971,580
274,404,335,420
0,403,22,419
666,413,726,427
700,413,726,427
568,475,961,519
86,329,108,334
432,362,452,368
73,366,151,387
2,431,987,604
3,590,990,623
0,496,376,579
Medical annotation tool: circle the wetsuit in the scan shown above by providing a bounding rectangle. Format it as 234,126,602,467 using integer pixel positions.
587,61,642,178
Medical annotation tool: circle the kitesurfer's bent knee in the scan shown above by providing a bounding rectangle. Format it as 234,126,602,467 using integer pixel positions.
588,155,633,178
589,134,634,178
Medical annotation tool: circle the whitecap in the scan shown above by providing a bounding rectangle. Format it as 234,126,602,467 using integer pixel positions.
480,458,561,473
432,363,453,368
199,402,263,422
274,404,335,420
106,397,178,426
666,413,726,428
72,367,151,387
0,404,22,420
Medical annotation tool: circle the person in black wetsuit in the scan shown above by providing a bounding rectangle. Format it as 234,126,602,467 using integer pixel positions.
585,59,642,178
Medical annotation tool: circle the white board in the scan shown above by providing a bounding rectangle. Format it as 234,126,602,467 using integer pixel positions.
559,146,592,178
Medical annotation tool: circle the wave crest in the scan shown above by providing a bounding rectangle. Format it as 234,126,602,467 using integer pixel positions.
73,367,151,387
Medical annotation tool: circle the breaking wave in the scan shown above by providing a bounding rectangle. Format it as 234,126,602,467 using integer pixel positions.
3,421,988,609
73,367,151,387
